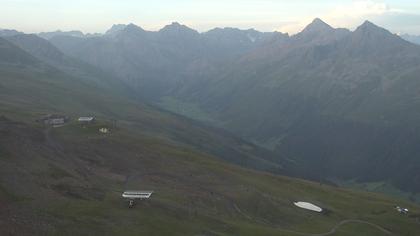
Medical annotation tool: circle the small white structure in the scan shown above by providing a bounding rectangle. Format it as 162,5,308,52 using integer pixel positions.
122,191,153,208
78,117,95,124
99,128,109,133
294,201,323,212
395,206,409,214
122,191,153,199
39,114,68,126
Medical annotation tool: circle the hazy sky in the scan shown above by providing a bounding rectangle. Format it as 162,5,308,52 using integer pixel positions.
1,0,420,34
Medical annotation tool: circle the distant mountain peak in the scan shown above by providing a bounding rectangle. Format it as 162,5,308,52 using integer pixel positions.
312,18,327,24
105,24,127,35
293,18,341,43
363,20,376,26
302,18,333,34
354,20,392,37
159,22,199,36
162,22,184,29
169,22,182,27
105,23,145,38
125,23,144,32
357,20,381,31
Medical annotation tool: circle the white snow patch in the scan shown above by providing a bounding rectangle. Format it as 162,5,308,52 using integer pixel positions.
294,201,323,212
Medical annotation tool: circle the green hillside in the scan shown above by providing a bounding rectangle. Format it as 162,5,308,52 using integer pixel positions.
0,36,285,173
1,117,420,235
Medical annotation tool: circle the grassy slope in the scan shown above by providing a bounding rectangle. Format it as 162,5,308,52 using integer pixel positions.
0,60,284,173
1,119,419,236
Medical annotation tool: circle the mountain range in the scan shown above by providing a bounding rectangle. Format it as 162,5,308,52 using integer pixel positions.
47,22,280,100
168,19,420,193
34,19,420,197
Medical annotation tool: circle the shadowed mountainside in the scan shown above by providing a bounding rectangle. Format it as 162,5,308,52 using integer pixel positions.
39,20,420,196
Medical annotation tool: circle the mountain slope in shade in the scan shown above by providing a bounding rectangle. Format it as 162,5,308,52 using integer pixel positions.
48,23,278,100
202,27,286,61
167,20,420,194
0,37,40,65
0,36,288,178
3,33,138,96
5,34,70,66
9,19,420,196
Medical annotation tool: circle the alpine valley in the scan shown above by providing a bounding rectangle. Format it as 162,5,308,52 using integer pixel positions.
1,18,420,235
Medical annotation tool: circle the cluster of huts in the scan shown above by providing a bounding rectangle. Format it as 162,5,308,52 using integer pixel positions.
37,114,112,134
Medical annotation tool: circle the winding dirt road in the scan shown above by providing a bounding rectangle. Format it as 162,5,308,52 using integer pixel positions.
233,202,392,236
276,219,393,236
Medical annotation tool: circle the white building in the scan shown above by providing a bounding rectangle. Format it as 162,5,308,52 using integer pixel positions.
122,191,153,199
122,191,154,208
39,114,68,126
78,117,95,123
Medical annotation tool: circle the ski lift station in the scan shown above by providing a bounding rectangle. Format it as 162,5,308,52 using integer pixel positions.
122,191,153,208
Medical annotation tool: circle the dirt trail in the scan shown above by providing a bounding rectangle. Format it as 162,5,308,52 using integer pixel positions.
275,219,393,236
232,203,392,236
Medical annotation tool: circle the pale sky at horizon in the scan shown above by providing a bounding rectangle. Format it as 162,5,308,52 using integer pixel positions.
1,0,420,35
